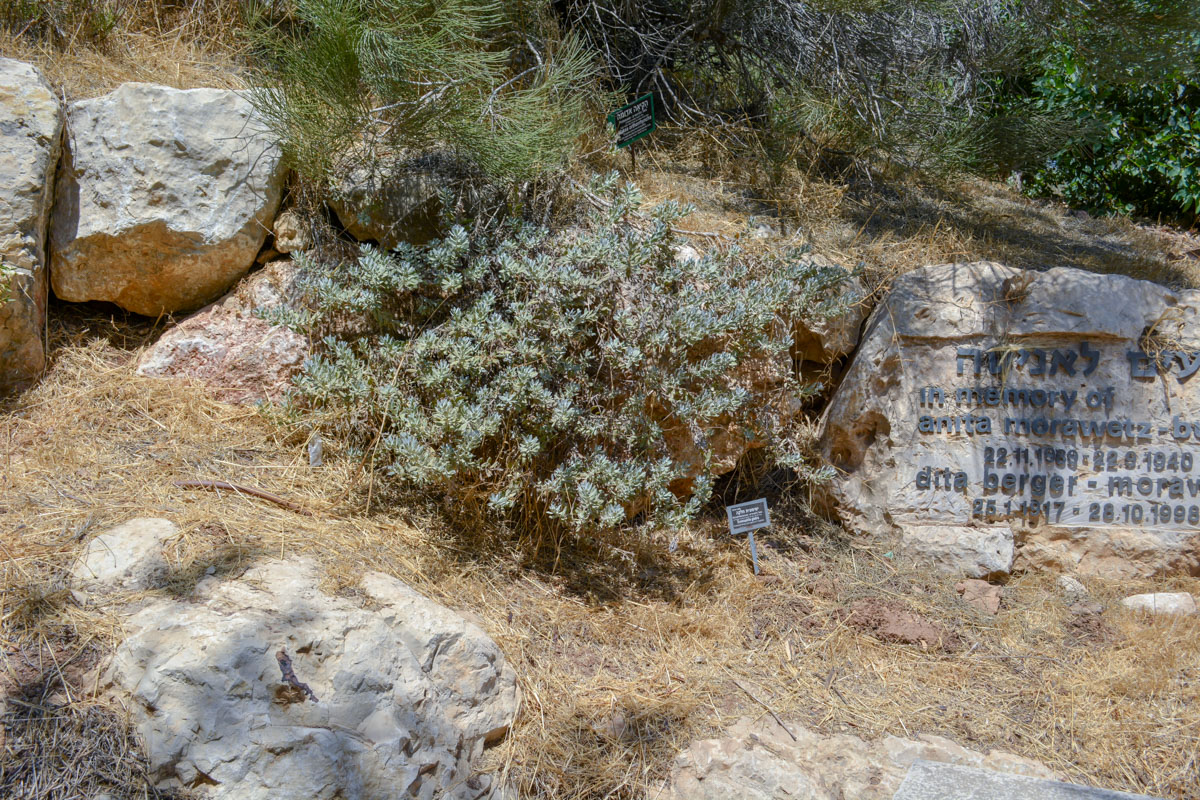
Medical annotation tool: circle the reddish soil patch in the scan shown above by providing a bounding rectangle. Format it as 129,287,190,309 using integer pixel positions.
846,598,960,651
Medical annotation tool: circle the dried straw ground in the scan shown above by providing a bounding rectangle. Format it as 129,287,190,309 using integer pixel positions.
1,304,1198,800
633,134,1200,297
1,1,247,98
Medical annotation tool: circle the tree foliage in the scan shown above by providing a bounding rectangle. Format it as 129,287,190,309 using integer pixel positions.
269,176,846,534
248,0,601,182
1000,2,1200,218
1021,46,1200,218
561,0,1200,183
559,1,1033,170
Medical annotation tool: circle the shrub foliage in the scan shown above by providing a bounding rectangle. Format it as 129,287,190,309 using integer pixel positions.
1022,46,1200,218
272,176,845,533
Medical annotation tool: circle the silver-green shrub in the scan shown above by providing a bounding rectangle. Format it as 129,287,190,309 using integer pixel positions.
273,175,846,532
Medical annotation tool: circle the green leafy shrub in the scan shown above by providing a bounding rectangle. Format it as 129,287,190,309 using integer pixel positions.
1023,46,1200,218
271,176,846,534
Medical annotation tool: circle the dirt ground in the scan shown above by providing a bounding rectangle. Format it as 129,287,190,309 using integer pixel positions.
3,7,1199,798
1,304,1198,800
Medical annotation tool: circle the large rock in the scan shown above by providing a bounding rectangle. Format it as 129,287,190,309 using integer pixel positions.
136,261,307,404
658,715,1053,800
820,262,1200,577
899,524,1014,578
794,268,869,364
657,264,865,499
894,759,1161,800
104,558,518,800
50,83,285,316
0,59,62,392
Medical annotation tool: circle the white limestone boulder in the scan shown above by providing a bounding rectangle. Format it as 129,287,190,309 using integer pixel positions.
1120,591,1196,616
104,558,519,800
50,83,285,316
0,59,62,392
71,518,178,593
820,262,1200,577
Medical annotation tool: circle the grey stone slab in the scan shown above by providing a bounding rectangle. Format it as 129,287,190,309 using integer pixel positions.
893,759,1164,800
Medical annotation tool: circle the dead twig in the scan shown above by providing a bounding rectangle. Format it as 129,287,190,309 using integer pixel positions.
172,480,312,516
733,678,797,742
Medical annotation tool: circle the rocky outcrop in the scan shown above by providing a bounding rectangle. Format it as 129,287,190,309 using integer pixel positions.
99,557,518,800
0,58,62,392
820,262,1200,578
658,715,1053,800
794,268,868,364
71,517,178,593
136,261,307,404
659,266,868,498
272,209,311,254
50,83,285,316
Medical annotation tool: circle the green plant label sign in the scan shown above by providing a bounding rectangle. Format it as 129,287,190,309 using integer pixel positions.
608,93,656,149
726,498,770,535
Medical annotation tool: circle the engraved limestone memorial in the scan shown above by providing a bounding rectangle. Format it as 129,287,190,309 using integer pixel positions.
820,261,1200,577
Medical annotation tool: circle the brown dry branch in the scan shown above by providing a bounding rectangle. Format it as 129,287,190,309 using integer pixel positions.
173,479,313,517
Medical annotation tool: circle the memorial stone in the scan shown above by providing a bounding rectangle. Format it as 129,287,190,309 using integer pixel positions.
820,262,1200,577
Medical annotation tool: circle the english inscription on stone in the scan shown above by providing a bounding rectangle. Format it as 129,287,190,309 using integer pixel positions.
915,340,1200,531
819,262,1200,577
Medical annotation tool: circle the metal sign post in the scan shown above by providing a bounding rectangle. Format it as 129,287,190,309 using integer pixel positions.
725,498,771,575
608,93,656,175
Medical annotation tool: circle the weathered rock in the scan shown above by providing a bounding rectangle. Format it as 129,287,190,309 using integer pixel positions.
272,209,311,254
657,715,1053,800
794,269,869,364
328,157,442,249
136,261,306,404
820,262,1200,578
901,525,1014,578
0,59,62,392
1120,592,1196,616
955,578,1002,614
894,759,1161,800
104,558,518,800
1056,575,1088,599
50,83,285,316
71,518,178,592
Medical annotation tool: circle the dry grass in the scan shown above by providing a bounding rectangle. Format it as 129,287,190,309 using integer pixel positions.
0,2,248,97
1,307,1198,799
634,135,1200,298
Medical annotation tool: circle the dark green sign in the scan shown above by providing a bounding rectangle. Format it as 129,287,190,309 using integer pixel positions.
608,93,656,149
